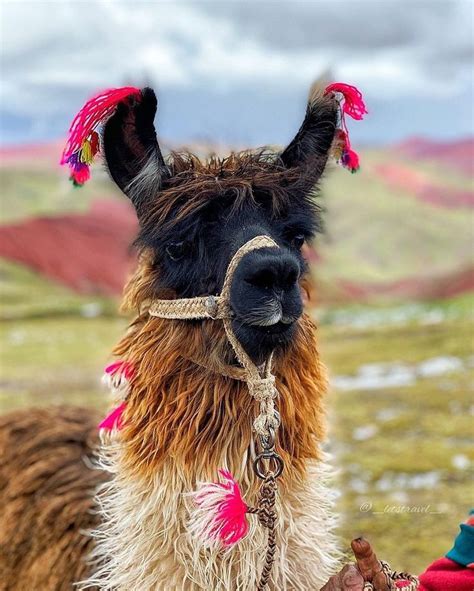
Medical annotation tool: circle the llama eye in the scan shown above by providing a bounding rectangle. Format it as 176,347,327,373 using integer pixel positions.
291,234,305,250
166,241,187,261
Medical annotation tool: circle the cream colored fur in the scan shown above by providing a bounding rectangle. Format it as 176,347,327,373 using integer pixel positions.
81,442,340,590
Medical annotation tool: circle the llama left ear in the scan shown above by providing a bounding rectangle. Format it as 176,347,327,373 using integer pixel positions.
280,91,338,173
103,87,168,212
61,86,168,213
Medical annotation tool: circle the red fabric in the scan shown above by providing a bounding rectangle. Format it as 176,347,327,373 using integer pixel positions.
418,557,474,591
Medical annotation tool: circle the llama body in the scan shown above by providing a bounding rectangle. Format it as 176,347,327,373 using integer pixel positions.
84,315,340,590
0,82,366,589
88,455,337,590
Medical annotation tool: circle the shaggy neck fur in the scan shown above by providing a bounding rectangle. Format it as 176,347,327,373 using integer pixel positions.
84,260,340,590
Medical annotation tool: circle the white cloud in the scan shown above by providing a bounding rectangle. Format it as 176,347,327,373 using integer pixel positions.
0,0,472,143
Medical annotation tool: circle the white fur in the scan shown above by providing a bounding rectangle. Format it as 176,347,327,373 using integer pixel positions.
80,444,340,591
101,372,130,401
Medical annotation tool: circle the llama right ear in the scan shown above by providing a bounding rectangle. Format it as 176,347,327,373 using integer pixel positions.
280,82,367,175
102,87,168,213
280,92,338,173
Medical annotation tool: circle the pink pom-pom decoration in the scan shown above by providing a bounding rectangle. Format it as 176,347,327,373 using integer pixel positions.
61,86,141,186
98,402,127,432
189,469,250,549
102,360,135,396
324,82,367,173
105,360,135,381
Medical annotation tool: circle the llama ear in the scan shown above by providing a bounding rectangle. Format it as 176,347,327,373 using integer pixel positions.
102,87,168,212
280,92,338,173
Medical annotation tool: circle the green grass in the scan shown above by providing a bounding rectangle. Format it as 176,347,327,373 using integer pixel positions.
0,168,113,222
316,162,473,283
0,259,118,320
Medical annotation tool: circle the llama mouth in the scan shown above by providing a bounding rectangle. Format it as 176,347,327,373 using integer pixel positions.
233,319,298,361
246,320,295,335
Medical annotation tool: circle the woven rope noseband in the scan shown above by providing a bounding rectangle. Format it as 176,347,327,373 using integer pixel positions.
149,235,283,589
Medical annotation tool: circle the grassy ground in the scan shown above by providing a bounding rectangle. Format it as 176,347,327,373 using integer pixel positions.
1,265,472,573
322,313,473,571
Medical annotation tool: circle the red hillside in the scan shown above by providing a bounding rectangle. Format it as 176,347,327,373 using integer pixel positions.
0,200,137,295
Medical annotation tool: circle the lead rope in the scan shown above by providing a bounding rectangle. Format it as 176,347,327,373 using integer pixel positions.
149,235,284,589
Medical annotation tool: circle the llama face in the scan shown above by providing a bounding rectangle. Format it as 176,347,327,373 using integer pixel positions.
139,173,320,360
102,87,338,360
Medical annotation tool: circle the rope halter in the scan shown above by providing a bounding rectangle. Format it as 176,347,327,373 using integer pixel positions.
149,234,283,444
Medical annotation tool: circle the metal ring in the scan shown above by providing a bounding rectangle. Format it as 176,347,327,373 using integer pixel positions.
253,452,284,479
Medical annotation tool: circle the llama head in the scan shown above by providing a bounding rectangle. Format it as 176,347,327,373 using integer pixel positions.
101,86,339,362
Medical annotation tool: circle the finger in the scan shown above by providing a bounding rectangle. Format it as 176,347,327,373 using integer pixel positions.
372,570,391,591
320,573,343,591
351,538,390,591
320,564,365,591
341,564,366,590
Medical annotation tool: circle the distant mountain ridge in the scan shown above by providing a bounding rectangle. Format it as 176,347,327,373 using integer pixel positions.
393,137,473,175
0,136,472,303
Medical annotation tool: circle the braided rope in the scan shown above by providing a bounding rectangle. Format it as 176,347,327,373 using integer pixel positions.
255,472,278,590
362,560,419,590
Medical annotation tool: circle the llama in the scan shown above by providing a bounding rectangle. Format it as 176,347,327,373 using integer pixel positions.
1,82,367,590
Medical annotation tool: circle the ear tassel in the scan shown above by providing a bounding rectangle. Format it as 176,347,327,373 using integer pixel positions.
189,470,250,548
324,82,367,173
61,86,141,186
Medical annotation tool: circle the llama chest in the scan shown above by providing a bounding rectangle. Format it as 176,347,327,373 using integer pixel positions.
85,450,339,591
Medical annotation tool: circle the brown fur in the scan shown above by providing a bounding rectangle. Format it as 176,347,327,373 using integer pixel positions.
137,148,327,235
0,406,106,591
115,310,327,488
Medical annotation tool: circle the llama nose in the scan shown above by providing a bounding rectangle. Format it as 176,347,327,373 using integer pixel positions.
243,252,300,293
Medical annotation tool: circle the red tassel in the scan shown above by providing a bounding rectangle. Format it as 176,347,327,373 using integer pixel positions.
324,82,367,173
325,82,367,120
61,86,141,186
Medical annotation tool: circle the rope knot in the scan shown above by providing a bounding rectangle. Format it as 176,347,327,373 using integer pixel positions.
253,412,279,435
248,376,276,402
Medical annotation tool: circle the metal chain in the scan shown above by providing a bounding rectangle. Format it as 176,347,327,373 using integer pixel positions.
248,430,284,590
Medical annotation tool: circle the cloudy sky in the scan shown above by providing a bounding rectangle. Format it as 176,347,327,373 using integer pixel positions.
1,0,473,147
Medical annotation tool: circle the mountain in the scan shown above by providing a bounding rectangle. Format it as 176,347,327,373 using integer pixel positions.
0,137,472,303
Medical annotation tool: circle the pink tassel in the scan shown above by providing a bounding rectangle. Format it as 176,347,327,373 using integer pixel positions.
189,469,250,548
341,147,360,173
102,360,135,397
98,402,126,432
324,82,367,173
325,82,367,120
105,360,135,381
61,86,141,186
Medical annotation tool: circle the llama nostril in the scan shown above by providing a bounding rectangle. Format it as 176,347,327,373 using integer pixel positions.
244,255,299,292
246,268,278,290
